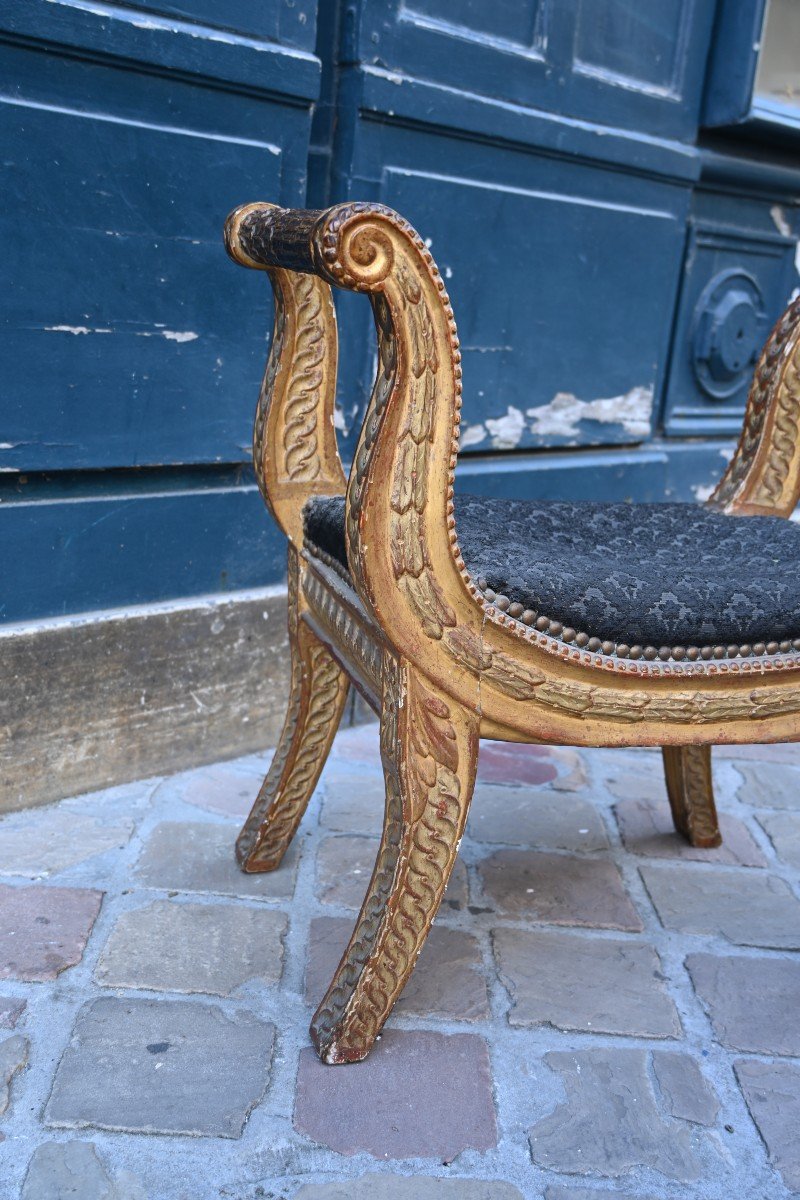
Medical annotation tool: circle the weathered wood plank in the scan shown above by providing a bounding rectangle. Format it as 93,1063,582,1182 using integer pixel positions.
0,588,291,811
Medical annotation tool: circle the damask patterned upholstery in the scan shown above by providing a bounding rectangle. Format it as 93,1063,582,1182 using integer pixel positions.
304,493,800,647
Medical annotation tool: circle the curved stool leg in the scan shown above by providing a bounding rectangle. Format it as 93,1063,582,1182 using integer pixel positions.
661,745,722,849
236,553,350,873
310,657,479,1064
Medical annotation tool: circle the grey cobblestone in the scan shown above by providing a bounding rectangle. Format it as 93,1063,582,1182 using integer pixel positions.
0,726,797,1199
614,797,766,866
0,807,134,878
0,1034,28,1117
46,997,274,1137
468,785,609,851
545,1189,659,1200
135,820,297,900
687,952,800,1055
292,1179,525,1199
95,899,287,996
492,928,680,1037
640,863,800,948
0,999,25,1029
651,1050,719,1126
0,884,103,981
735,1058,800,1192
736,761,800,809
294,1030,497,1159
756,809,800,869
529,1048,706,1181
21,1141,147,1200
479,850,642,930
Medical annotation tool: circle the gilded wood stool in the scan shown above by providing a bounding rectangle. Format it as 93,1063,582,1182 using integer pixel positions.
224,200,800,1064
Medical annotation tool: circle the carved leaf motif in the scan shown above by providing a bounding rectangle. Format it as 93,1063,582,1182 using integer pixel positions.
313,668,469,1059
484,651,546,701
399,574,456,640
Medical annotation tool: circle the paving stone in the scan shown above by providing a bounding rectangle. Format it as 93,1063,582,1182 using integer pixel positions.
292,1178,524,1199
320,767,385,835
687,952,800,1055
294,1029,496,1159
135,820,297,900
46,996,273,1137
652,1050,719,1126
316,836,468,911
0,998,25,1028
530,1048,702,1181
549,747,590,794
0,807,134,878
718,742,800,764
306,917,489,1020
735,1058,800,1192
736,761,800,810
492,928,679,1037
546,1189,659,1200
0,884,103,981
640,865,800,949
329,723,382,765
756,809,800,869
95,900,287,996
468,785,608,851
478,850,642,931
22,1141,146,1200
476,740,558,787
615,798,766,866
155,759,266,819
603,752,664,805
0,1034,28,1116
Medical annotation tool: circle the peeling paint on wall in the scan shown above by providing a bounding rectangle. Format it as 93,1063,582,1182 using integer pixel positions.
526,385,654,440
459,423,488,450
44,325,113,335
484,405,526,449
771,205,792,238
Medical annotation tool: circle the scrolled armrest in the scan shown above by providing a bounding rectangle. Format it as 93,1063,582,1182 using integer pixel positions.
225,202,345,547
710,295,800,517
225,203,327,276
225,199,473,673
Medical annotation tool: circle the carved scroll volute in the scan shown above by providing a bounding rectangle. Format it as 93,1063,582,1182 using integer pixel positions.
225,202,345,547
710,295,800,518
317,207,477,677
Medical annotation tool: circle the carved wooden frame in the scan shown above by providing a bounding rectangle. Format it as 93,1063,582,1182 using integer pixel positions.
225,200,800,1063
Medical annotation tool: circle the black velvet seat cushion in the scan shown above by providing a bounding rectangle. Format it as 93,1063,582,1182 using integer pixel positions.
304,493,800,647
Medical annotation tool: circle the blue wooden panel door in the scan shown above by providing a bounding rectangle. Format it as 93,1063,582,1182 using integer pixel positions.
0,0,319,621
325,0,715,466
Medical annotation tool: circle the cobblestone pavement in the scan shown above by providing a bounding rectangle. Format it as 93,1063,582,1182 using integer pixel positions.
1,725,799,1199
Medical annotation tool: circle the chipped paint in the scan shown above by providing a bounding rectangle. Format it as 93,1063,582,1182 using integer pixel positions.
484,405,526,449
692,482,716,502
44,325,198,342
160,330,198,343
526,385,653,440
44,325,112,335
459,423,487,450
771,205,792,238
333,406,347,432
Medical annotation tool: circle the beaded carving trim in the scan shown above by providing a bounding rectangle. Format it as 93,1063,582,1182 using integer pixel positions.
470,577,800,678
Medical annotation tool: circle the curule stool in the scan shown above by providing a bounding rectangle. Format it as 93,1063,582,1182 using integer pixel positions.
224,200,800,1064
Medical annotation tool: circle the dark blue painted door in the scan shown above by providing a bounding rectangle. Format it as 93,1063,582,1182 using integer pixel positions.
0,0,319,620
